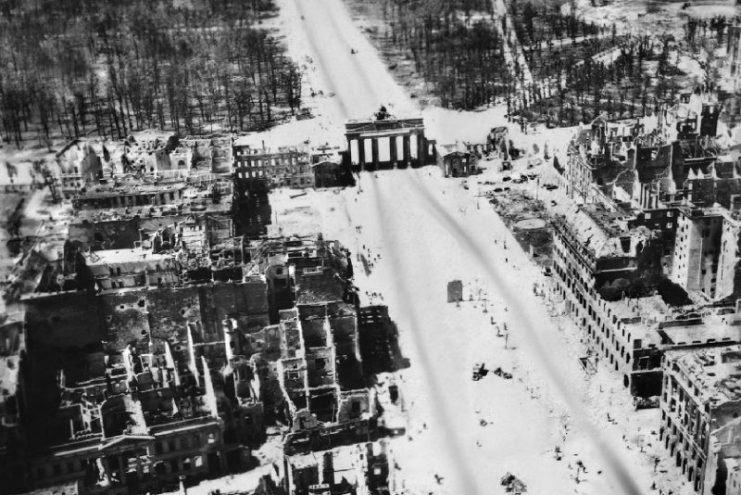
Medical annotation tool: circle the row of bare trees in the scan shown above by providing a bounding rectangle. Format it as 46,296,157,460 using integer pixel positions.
357,0,689,126
684,15,740,48
519,36,684,125
378,0,513,108
511,0,600,47
370,0,610,110
0,0,303,147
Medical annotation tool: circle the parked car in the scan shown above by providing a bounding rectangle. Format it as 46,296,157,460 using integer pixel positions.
472,363,489,381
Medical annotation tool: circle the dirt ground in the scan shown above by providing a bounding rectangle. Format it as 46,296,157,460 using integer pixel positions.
486,188,554,265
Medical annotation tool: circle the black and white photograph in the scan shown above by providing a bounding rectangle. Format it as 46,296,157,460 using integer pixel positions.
2,0,741,494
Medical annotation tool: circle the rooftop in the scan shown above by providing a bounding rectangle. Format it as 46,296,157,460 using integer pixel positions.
72,199,231,223
658,314,741,348
287,443,364,485
232,134,309,151
609,295,671,324
78,180,186,199
667,344,741,404
437,143,470,155
605,296,668,347
557,203,649,259
83,247,177,267
711,417,741,465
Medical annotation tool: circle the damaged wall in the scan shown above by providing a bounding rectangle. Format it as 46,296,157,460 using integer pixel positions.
99,291,151,353
69,217,141,251
357,306,408,374
244,324,282,359
309,387,338,423
295,268,346,304
300,318,329,348
337,390,371,423
306,347,335,388
147,287,202,344
717,219,741,302
204,280,269,335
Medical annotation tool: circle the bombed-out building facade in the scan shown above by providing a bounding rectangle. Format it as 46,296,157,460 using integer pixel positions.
556,90,741,494
0,127,405,495
658,344,741,493
566,92,720,208
2,229,395,493
283,441,392,495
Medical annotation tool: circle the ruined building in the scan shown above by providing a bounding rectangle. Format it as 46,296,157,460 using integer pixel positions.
8,245,273,493
558,107,741,492
436,143,478,178
233,143,314,190
565,93,722,210
9,288,269,494
553,203,667,301
283,442,392,495
56,140,105,200
552,207,664,395
558,90,741,309
2,229,397,493
565,117,642,203
2,127,403,494
660,345,741,493
670,208,726,299
277,304,371,434
243,237,377,454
